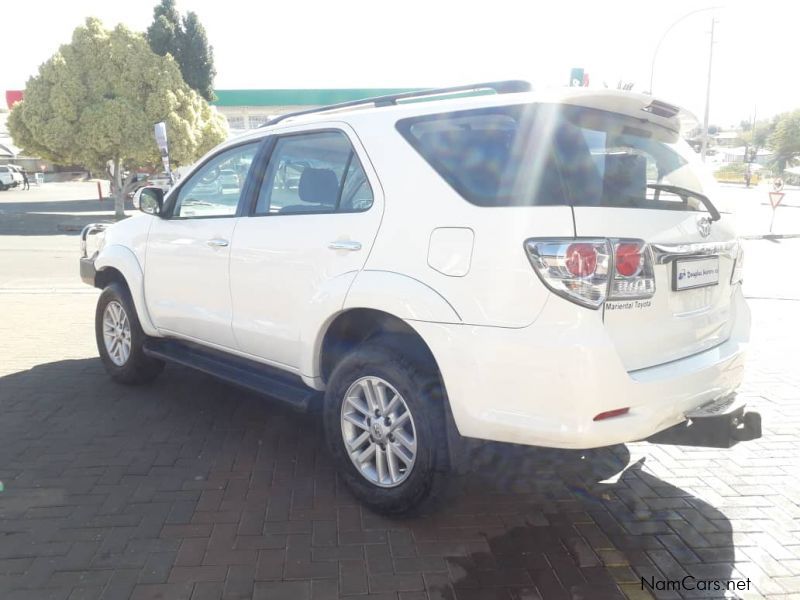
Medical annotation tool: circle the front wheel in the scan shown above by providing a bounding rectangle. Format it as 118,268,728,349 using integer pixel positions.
323,341,448,515
95,282,164,384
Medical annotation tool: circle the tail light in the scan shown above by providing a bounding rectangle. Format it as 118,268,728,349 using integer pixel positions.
609,240,655,300
525,238,655,309
524,239,610,308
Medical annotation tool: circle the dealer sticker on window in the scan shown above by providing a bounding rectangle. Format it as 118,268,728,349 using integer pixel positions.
673,257,720,291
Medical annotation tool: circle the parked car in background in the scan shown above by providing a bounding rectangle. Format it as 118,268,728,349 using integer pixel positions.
146,172,173,191
8,165,25,187
219,169,241,193
128,172,174,201
0,165,20,190
79,82,761,514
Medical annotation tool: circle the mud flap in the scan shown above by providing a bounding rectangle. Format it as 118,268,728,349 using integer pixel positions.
647,395,762,448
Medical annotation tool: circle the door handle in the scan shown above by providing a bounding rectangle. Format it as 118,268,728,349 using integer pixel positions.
206,238,229,248
328,240,362,251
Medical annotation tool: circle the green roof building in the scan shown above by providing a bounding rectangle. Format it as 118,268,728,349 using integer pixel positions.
212,88,417,131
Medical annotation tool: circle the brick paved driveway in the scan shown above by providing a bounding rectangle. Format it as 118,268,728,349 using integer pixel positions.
0,247,798,599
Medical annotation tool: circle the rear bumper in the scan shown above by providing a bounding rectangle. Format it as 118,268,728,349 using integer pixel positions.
647,398,761,448
411,286,752,449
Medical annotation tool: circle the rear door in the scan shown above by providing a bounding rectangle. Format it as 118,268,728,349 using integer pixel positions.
556,105,738,371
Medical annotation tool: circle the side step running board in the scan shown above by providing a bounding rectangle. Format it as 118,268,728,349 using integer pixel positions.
143,339,320,412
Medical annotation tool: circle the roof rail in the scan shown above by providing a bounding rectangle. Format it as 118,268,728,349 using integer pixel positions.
261,80,532,127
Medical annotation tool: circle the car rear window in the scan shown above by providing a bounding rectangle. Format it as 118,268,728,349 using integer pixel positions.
396,103,708,211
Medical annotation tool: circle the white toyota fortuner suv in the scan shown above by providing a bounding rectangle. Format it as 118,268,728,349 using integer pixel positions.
80,82,760,514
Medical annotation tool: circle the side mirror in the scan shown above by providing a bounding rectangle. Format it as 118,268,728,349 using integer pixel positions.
137,186,165,216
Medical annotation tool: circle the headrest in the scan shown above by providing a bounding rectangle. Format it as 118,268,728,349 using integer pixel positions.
298,168,339,206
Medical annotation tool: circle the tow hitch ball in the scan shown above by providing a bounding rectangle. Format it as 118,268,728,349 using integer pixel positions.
647,404,762,449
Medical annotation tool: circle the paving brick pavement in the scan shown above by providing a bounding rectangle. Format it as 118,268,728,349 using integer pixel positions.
0,291,798,600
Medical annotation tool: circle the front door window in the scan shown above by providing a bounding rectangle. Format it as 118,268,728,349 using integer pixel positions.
173,142,260,218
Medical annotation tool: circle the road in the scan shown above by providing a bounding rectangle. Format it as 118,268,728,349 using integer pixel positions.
718,183,800,238
0,183,798,599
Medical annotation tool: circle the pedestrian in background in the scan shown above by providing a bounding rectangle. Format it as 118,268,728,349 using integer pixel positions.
21,168,30,190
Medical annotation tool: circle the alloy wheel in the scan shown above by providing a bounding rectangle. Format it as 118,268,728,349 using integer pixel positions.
340,376,417,487
102,300,132,366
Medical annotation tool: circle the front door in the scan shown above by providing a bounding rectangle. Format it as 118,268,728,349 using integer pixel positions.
144,141,262,349
229,127,382,371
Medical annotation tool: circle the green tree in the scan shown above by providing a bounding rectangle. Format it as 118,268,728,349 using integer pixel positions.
8,17,227,218
741,119,774,151
179,12,216,102
768,110,800,173
146,1,216,102
146,0,182,59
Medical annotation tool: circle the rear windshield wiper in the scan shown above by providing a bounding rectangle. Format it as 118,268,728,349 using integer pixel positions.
646,183,720,221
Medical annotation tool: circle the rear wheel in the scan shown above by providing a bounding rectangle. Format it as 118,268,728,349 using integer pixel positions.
95,282,164,384
323,341,448,514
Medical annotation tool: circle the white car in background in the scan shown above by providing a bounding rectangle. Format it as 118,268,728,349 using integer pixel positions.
0,165,21,190
79,82,761,514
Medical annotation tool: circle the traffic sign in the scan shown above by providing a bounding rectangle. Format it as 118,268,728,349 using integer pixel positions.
768,191,785,233
769,192,785,209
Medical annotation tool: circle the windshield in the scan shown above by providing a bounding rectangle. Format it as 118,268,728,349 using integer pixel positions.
397,103,715,211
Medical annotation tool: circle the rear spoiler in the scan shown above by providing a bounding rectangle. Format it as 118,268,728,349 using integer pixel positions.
548,89,699,135
644,99,699,134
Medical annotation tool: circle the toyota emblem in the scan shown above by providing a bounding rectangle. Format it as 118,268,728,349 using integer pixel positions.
697,216,712,237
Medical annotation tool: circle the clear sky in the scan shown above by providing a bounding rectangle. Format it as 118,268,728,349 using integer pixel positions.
2,0,799,127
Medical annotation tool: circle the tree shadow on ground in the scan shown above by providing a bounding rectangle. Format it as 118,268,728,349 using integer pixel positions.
0,198,131,235
0,359,737,599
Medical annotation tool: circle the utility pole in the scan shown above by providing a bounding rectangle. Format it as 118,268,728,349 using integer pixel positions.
700,16,716,162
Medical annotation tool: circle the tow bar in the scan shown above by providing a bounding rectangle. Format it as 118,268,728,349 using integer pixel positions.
647,395,762,449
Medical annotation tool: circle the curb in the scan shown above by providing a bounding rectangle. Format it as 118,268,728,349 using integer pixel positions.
741,234,800,240
56,223,85,233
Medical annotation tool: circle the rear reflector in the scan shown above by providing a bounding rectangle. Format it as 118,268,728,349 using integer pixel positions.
593,407,630,421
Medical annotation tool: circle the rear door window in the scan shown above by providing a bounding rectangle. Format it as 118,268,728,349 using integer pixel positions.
254,131,374,216
397,104,709,212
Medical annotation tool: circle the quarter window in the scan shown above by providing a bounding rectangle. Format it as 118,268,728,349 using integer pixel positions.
397,104,707,212
172,142,260,219
255,131,373,215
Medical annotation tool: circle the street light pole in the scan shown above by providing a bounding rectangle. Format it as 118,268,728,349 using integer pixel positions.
648,6,720,95
699,16,716,162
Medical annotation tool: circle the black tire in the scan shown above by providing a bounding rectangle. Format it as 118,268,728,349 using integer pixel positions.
95,282,164,384
323,340,449,515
